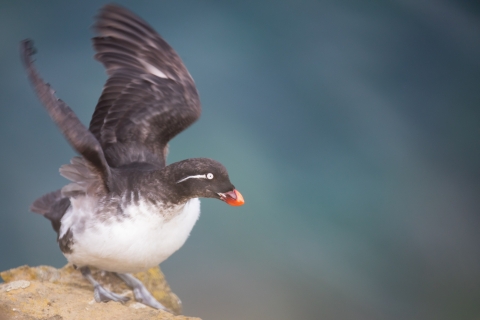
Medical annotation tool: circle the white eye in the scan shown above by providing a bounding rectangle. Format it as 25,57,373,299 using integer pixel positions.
206,173,214,179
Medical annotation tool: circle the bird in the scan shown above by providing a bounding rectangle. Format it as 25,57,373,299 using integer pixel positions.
21,4,244,312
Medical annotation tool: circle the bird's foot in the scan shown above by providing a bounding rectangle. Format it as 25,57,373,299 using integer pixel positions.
80,266,130,304
93,284,130,303
132,285,167,310
116,273,172,312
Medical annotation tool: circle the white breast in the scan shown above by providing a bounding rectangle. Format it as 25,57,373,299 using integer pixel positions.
60,196,200,273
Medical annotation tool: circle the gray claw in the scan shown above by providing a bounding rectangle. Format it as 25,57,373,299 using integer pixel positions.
80,266,130,305
116,272,173,312
132,286,167,310
94,284,130,303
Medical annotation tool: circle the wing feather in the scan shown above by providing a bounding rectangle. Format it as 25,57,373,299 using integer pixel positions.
20,40,112,192
89,4,201,168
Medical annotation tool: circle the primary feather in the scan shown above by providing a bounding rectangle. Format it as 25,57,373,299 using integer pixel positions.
90,4,201,169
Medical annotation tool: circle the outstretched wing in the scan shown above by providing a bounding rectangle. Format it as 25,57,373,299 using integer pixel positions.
20,40,112,192
90,4,201,168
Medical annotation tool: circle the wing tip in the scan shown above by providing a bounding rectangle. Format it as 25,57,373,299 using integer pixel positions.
93,3,144,30
20,38,37,67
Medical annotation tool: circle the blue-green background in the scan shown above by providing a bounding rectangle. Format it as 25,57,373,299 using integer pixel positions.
1,1,479,319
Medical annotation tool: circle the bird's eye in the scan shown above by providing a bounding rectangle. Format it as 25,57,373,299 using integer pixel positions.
206,173,214,179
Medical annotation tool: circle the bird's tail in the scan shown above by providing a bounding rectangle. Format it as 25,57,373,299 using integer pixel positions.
30,189,63,215
31,189,70,234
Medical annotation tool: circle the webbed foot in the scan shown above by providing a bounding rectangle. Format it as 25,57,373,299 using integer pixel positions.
93,283,130,303
116,273,172,312
80,266,129,304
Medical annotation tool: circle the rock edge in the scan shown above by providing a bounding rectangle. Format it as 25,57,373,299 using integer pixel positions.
0,264,200,320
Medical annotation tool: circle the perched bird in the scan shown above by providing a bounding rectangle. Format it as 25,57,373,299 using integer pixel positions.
21,4,244,311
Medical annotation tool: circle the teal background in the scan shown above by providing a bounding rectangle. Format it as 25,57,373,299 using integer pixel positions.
1,1,480,319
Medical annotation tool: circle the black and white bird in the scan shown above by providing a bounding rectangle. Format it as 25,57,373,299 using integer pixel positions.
21,4,244,311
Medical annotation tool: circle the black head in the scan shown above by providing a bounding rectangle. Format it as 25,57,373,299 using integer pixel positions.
167,158,244,206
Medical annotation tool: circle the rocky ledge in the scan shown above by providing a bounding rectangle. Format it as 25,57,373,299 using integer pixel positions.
0,264,200,320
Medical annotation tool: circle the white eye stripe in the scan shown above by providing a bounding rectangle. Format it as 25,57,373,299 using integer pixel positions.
176,174,206,183
176,173,214,184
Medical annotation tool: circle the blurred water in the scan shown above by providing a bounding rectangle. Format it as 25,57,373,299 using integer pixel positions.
1,1,479,319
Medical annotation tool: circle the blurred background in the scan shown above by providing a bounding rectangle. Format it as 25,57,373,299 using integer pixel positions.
1,0,479,319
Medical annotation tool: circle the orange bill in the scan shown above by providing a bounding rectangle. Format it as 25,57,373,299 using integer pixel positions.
222,189,245,206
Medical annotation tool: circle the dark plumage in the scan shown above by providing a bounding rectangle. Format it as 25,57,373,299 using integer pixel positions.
22,4,244,312
90,5,201,168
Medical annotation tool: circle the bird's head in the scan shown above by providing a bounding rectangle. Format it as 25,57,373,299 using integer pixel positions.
171,158,244,206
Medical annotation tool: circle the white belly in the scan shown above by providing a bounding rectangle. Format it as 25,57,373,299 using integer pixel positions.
60,197,200,273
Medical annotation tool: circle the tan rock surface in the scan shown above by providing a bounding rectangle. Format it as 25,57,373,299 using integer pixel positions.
0,264,200,320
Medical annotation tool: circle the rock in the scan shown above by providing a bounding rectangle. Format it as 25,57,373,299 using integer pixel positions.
0,264,200,320
2,280,30,292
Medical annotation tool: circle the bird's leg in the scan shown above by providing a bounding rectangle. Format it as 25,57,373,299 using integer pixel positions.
115,273,170,311
80,267,129,303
